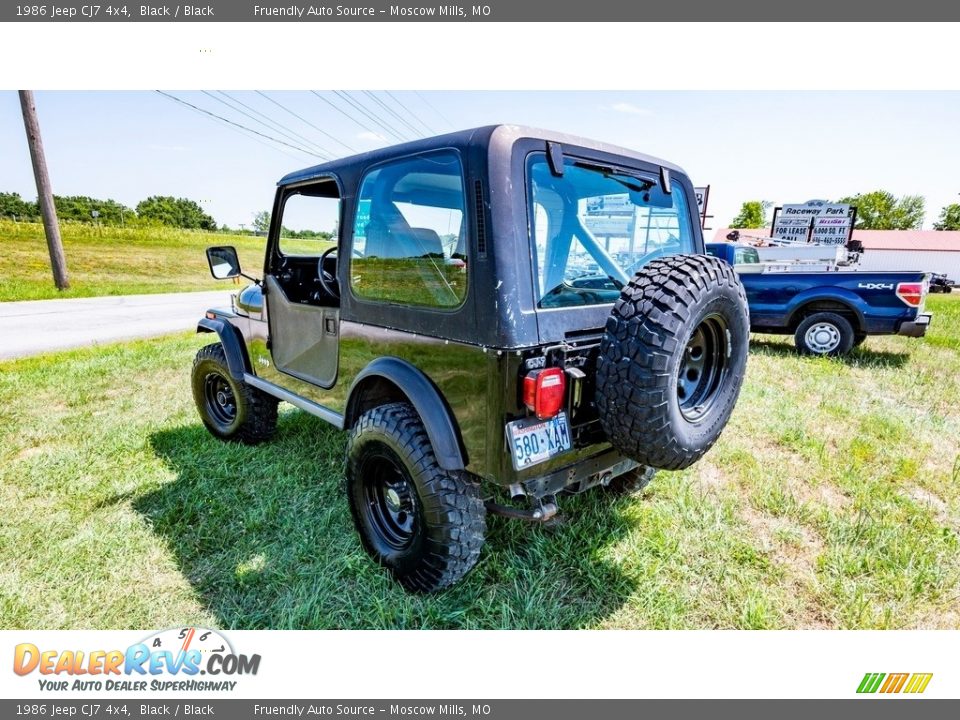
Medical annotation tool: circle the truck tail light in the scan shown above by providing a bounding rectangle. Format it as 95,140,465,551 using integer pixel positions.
523,367,566,420
896,282,925,307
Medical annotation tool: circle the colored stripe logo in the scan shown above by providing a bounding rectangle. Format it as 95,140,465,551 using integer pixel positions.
857,673,933,694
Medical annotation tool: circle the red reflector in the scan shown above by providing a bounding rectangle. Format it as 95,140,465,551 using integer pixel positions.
896,282,924,307
523,367,566,420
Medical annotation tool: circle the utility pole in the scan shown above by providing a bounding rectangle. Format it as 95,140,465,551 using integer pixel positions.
19,90,70,290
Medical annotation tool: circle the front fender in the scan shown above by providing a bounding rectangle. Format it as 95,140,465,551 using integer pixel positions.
197,316,250,380
345,357,466,471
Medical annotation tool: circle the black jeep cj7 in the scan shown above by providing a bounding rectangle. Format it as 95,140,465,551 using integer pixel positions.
193,125,750,592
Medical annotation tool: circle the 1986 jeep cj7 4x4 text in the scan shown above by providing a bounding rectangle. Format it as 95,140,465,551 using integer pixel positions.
192,125,750,592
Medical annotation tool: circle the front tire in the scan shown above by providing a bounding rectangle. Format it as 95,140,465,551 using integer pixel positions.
345,402,486,593
191,342,278,443
795,312,855,357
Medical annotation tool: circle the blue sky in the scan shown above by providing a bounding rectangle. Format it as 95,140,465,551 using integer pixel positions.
2,91,958,231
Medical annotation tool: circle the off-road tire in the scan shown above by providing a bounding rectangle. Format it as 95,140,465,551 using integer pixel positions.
191,342,278,444
596,254,750,471
606,465,657,495
345,402,486,593
794,312,855,357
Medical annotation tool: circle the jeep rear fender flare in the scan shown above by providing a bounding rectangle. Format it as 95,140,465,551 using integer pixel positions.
345,357,466,471
785,289,866,331
197,316,250,381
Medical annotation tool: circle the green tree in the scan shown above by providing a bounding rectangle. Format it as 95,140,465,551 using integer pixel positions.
52,195,134,225
730,200,769,229
933,203,960,231
836,190,925,230
136,196,217,230
0,192,38,220
252,210,271,234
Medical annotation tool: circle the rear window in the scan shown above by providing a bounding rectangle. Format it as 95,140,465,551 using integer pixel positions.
527,153,695,308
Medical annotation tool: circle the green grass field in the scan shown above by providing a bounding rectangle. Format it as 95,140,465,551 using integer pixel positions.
1,295,958,630
0,221,270,302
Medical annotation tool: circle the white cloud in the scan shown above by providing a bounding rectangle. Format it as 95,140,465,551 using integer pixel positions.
356,131,386,142
609,102,652,116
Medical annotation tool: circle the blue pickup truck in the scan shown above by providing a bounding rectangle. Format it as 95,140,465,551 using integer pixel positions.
705,242,932,356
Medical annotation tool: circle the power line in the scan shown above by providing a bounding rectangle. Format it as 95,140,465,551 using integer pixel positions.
211,91,335,159
363,90,425,139
384,90,437,136
414,91,457,131
255,90,357,155
335,90,412,143
310,90,386,142
155,91,326,160
413,90,457,130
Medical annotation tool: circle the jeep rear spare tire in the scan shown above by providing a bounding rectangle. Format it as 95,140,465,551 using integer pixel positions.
596,254,750,471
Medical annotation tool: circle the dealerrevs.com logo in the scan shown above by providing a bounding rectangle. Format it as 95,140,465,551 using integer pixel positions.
13,627,260,692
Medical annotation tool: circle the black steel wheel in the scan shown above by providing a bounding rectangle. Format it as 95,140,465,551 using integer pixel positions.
191,342,278,443
358,450,420,552
346,402,486,593
677,313,730,423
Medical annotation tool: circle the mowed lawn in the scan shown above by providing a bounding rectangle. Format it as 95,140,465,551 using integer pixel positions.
1,295,958,630
0,220,269,302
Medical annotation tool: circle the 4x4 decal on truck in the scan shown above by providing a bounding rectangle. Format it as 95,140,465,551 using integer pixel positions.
857,282,894,290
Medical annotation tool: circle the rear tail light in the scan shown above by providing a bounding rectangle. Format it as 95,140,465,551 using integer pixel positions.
523,367,566,420
896,282,925,307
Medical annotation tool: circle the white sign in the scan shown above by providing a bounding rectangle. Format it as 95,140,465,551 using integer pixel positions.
586,194,634,216
774,200,854,244
771,217,811,243
585,216,634,237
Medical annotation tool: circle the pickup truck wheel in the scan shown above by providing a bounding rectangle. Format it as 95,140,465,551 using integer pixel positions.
596,254,750,471
191,342,278,444
795,312,855,356
345,402,486,593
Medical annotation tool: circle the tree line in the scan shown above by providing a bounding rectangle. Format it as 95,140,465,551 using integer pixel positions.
0,192,218,231
730,191,960,231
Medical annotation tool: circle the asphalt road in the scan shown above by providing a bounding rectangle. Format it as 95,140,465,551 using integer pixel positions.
0,291,233,360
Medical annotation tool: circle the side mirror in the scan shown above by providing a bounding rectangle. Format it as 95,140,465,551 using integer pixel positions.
206,246,241,280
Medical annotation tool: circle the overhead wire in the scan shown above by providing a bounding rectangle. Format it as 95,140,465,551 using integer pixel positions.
414,91,457,131
334,90,411,143
154,90,324,160
201,91,333,159
362,90,426,139
254,90,357,155
310,90,387,142
384,90,437,136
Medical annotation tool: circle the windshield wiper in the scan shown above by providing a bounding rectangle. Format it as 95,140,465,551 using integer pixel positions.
572,160,657,194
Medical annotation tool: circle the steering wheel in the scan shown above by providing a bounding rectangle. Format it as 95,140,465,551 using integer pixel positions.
317,246,339,299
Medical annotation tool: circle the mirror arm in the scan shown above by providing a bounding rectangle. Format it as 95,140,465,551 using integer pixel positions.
241,272,261,286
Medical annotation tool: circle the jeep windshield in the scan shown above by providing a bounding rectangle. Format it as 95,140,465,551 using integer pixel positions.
527,153,696,308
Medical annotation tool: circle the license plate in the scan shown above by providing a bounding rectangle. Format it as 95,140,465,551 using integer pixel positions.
505,412,572,470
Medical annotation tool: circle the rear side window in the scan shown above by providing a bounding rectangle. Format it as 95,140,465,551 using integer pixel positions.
350,151,468,309
527,153,695,308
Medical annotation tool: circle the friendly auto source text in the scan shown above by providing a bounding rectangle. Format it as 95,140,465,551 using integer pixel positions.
253,5,487,17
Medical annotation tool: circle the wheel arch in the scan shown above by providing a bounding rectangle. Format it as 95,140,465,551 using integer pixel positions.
344,357,467,471
786,293,865,333
197,316,251,380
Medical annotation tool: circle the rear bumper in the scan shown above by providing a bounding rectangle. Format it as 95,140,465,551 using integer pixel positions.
520,446,638,498
898,313,932,338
